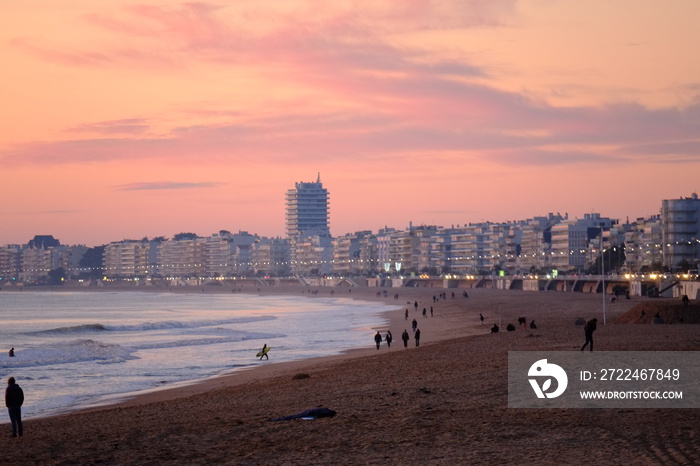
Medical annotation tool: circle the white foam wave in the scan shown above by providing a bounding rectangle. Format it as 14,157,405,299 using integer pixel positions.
1,339,134,369
26,315,277,336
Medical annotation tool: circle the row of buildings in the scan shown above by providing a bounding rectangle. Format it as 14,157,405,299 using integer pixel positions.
1,180,699,283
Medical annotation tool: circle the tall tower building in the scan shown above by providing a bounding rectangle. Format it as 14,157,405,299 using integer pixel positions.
285,174,331,275
285,173,330,240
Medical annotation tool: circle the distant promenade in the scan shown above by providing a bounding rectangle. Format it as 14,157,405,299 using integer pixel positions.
6,274,698,300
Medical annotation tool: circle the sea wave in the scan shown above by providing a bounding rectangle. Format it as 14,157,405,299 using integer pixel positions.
1,339,135,369
24,315,277,336
2,330,285,369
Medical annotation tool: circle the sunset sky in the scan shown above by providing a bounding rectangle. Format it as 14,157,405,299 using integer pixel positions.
2,1,699,247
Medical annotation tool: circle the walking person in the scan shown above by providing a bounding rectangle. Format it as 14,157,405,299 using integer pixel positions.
414,328,421,347
402,329,410,348
259,343,269,360
6,377,24,438
374,331,382,350
385,330,393,348
412,318,418,332
581,318,597,352
405,309,409,320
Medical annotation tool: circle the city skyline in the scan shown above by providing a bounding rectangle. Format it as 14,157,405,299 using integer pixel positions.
2,1,699,247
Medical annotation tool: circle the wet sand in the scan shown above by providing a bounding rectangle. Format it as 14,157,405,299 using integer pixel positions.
2,286,699,465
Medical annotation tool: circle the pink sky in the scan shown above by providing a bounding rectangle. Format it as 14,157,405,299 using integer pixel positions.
2,1,699,247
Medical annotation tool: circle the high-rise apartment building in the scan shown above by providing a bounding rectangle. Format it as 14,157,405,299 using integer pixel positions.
661,193,700,270
285,174,330,240
285,174,331,273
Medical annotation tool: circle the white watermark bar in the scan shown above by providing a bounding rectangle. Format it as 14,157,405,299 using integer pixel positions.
508,351,700,408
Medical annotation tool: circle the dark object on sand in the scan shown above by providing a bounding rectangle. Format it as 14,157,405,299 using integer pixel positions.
271,407,337,421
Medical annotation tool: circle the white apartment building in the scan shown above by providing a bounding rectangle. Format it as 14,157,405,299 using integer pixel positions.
550,213,615,272
104,241,158,278
20,246,62,282
450,223,500,275
517,214,563,273
384,226,437,274
59,245,88,277
205,233,235,277
333,231,368,276
293,235,333,276
250,238,290,276
425,228,458,275
0,245,21,281
623,216,662,272
661,193,700,271
158,237,207,278
357,233,379,275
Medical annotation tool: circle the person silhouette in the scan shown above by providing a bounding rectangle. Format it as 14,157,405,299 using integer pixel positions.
6,377,24,437
581,318,597,351
401,329,409,347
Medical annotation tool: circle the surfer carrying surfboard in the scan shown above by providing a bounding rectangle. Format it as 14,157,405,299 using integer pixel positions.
258,344,269,360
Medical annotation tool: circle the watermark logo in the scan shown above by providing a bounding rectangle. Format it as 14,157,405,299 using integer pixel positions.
509,352,698,408
528,359,568,399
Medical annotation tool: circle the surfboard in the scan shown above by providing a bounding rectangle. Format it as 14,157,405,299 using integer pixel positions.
256,347,271,357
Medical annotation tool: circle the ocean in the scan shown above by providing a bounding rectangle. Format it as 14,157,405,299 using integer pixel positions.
0,290,395,419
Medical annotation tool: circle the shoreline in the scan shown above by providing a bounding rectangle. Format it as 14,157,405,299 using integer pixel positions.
4,284,693,414
3,285,699,465
5,285,407,418
39,284,484,414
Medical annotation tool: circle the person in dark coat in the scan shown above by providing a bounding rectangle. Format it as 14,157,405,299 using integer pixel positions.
401,329,410,348
385,330,393,348
374,331,382,350
581,318,597,352
414,328,421,347
6,377,24,438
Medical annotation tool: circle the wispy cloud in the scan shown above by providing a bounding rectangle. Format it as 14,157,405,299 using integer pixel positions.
66,118,151,135
8,1,695,174
0,209,83,216
3,96,700,170
115,182,224,191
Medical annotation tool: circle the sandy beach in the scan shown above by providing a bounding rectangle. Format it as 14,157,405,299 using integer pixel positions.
2,285,699,465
